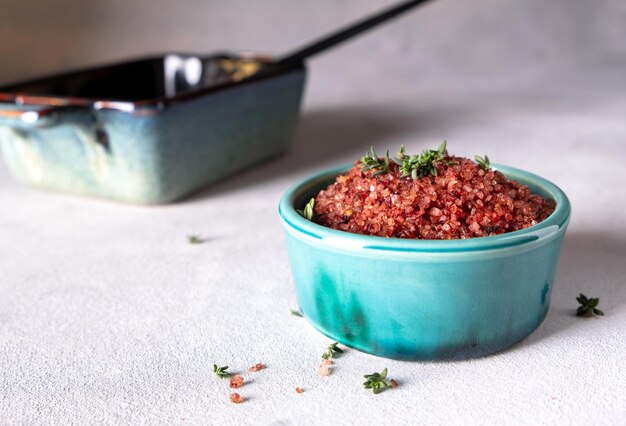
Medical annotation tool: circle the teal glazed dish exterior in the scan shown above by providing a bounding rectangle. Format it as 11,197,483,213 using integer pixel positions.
0,54,306,204
279,164,571,361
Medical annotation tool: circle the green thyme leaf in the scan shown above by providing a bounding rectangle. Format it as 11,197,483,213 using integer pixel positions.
437,140,447,156
394,141,448,179
187,235,202,244
363,367,393,394
475,154,491,170
289,309,303,317
297,198,316,221
360,147,391,176
576,293,604,318
212,364,232,379
321,341,344,360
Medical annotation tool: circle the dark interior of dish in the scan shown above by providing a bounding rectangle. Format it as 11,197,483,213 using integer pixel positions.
0,54,276,102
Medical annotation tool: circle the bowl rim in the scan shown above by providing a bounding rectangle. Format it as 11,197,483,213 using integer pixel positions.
279,163,571,253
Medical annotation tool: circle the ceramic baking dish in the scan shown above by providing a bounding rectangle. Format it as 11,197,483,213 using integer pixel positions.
0,0,433,203
0,54,305,203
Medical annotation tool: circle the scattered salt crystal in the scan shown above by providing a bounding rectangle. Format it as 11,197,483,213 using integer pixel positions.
249,363,265,372
229,375,244,388
230,393,244,403
319,363,331,377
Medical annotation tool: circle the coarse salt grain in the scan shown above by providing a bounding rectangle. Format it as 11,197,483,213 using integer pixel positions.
249,363,265,372
319,363,331,377
229,375,244,388
229,393,244,403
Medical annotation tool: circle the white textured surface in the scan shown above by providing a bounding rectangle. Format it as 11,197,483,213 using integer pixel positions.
1,1,626,424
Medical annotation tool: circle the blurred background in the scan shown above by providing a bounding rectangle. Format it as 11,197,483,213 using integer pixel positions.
2,0,625,204
1,0,625,100
1,0,625,187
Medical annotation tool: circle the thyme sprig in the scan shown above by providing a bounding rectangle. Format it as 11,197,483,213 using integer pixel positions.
576,294,604,318
360,142,451,179
321,342,344,360
393,140,448,179
213,364,232,379
187,235,202,244
363,368,392,394
289,309,303,317
360,147,391,176
297,198,316,221
475,155,491,170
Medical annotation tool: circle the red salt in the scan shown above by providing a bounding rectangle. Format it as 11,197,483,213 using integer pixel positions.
319,363,331,377
249,363,266,372
229,393,244,403
229,375,244,389
314,154,555,240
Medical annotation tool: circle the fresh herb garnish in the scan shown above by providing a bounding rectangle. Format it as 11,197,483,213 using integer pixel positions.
289,309,303,317
394,140,448,179
576,294,604,318
360,142,451,179
321,342,344,360
363,368,393,394
360,147,391,176
297,198,316,221
213,364,232,379
475,155,491,170
187,235,202,244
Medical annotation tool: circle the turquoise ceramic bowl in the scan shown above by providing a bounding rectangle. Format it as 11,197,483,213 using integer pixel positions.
279,164,571,361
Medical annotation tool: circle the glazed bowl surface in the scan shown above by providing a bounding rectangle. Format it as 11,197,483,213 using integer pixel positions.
279,164,571,361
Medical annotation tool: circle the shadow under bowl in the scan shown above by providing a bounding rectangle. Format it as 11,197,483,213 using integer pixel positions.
279,164,571,361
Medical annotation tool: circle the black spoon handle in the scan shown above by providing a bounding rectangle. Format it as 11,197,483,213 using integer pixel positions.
276,0,435,65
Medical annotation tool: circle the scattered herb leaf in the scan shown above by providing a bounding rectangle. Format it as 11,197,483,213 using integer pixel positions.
213,364,232,379
289,309,303,317
363,367,392,394
475,154,491,170
297,198,316,221
321,342,344,360
360,146,391,176
393,141,448,179
187,235,202,244
576,293,604,318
